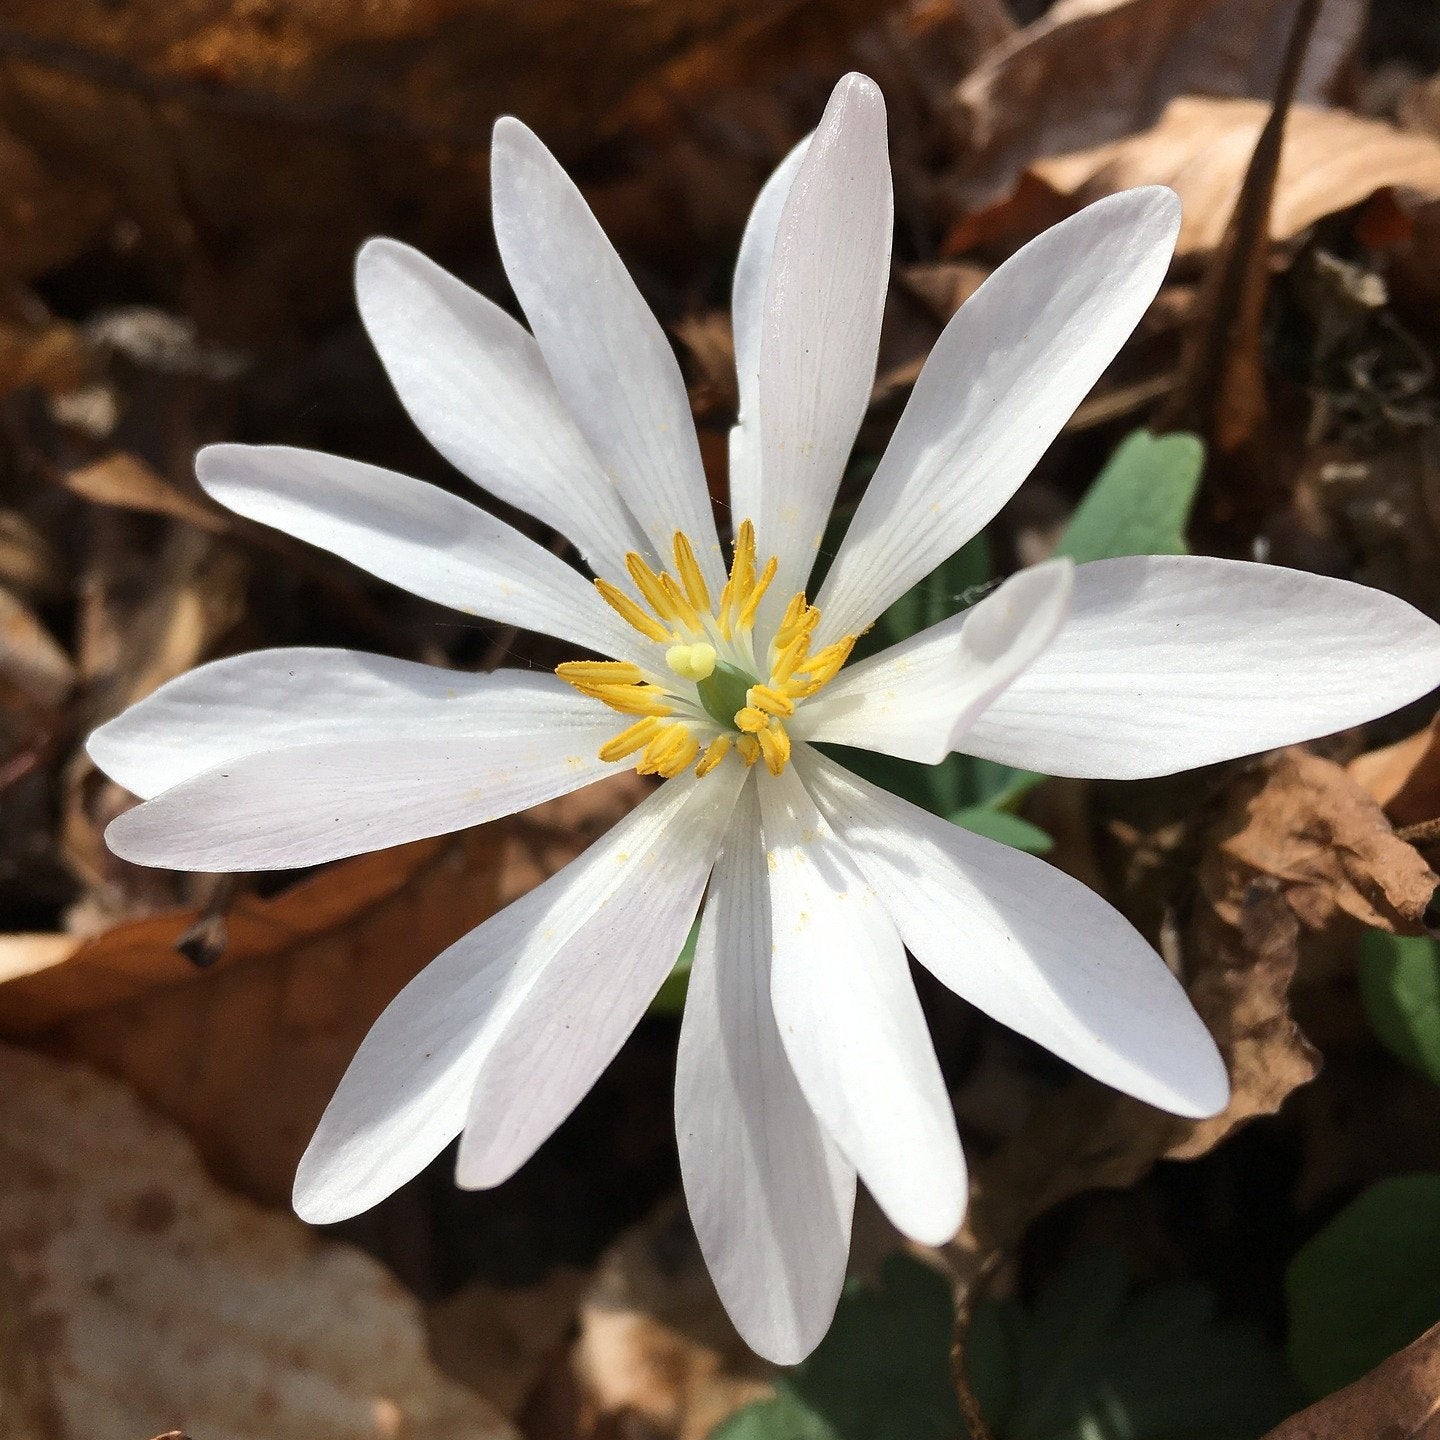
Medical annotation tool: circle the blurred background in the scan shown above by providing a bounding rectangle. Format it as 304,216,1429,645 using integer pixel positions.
6,1,1440,1436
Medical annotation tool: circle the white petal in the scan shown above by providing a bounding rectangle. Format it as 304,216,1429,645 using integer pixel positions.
455,765,745,1188
295,771,737,1223
756,75,892,619
105,707,620,871
197,445,639,660
489,118,723,588
88,648,583,800
676,778,855,1365
964,555,1440,780
797,747,1228,1118
798,558,1073,763
728,136,810,536
814,187,1180,645
355,238,648,577
758,764,966,1245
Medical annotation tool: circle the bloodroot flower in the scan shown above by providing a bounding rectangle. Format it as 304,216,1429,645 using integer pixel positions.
89,74,1440,1362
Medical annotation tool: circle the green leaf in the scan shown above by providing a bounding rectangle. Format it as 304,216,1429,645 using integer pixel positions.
1358,929,1440,1087
648,917,700,1018
950,805,1053,854
1056,430,1205,564
1286,1175,1440,1399
715,1250,1294,1440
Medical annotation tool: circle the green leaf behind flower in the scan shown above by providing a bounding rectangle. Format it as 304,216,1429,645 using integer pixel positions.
1358,929,1440,1087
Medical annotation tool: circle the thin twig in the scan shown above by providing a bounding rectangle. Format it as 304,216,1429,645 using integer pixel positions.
1397,817,1440,848
949,1248,1003,1440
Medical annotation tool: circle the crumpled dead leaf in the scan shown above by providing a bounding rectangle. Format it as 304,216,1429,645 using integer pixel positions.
0,1042,515,1440
0,773,647,1207
1350,713,1440,831
950,98,1440,262
0,0,884,340
0,1260,63,1440
951,748,1435,1278
1261,1318,1440,1439
946,0,1363,210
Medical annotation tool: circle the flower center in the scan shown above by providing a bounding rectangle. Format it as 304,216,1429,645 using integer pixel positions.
555,520,856,781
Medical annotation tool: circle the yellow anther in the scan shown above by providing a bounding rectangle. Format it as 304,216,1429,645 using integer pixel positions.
771,631,813,686
594,578,672,644
660,574,703,634
734,706,769,734
570,682,674,717
747,683,795,718
695,734,732,777
556,660,644,686
732,520,757,594
639,722,696,777
757,722,791,776
672,532,712,613
774,596,819,651
626,553,682,625
801,635,857,687
599,716,664,762
736,555,778,632
666,642,717,682
736,733,762,767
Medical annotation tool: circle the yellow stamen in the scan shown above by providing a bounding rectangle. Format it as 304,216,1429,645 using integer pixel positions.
666,641,717,682
659,574,703,634
695,734,732,777
771,631,813,686
626,553,683,625
757,722,790,776
556,660,644,686
570,682,674,717
736,733,762,767
595,578,671,644
736,555,778,632
599,716,664,761
672,532,712,613
657,729,700,778
747,683,795,718
754,720,789,777
734,706,770,734
801,635,857,687
639,722,694,776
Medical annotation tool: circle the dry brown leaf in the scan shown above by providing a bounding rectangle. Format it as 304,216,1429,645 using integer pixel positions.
952,749,1432,1277
947,0,1363,209
0,773,648,1207
428,1268,590,1419
0,588,74,709
64,453,225,533
1261,1319,1440,1439
0,1260,64,1440
1024,97,1440,261
0,0,884,340
0,1042,515,1440
1350,714,1440,830
540,1200,772,1440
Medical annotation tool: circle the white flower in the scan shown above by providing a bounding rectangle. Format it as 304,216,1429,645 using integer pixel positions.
89,73,1440,1364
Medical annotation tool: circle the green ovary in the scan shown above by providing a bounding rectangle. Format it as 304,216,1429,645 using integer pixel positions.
696,660,757,729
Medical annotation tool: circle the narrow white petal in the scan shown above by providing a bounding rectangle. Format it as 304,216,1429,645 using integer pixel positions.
798,747,1228,1118
106,712,620,871
728,136,810,536
676,779,855,1365
798,558,1073,762
294,772,737,1223
964,555,1440,779
197,444,639,660
815,187,1180,645
356,238,648,577
489,118,723,588
756,75,892,616
456,766,745,1188
758,765,966,1245
88,648,582,800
